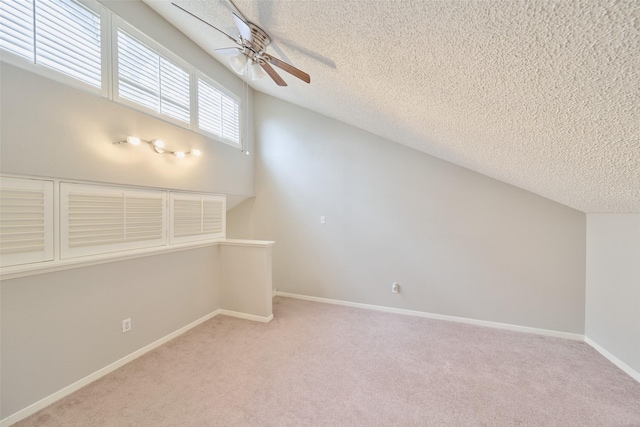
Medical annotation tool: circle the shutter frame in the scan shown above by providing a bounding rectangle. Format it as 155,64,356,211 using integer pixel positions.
114,22,190,124
170,192,226,244
0,177,54,268
60,183,167,259
197,72,241,147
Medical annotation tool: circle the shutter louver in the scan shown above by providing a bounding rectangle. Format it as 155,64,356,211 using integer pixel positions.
0,177,54,268
68,193,125,248
35,0,101,88
170,193,225,244
0,0,34,61
221,95,240,143
197,76,240,146
117,29,160,111
61,183,166,259
126,196,164,242
160,57,190,123
203,199,224,235
173,199,202,238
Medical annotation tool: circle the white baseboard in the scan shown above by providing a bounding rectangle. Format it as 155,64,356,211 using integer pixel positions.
584,337,640,383
219,309,273,323
2,307,270,427
275,291,584,341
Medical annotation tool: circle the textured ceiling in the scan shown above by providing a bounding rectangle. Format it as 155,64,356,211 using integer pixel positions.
144,0,640,213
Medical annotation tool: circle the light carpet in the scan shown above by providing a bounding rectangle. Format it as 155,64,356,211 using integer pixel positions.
15,297,640,426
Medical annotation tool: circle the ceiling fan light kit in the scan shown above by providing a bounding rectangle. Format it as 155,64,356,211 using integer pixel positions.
172,2,310,87
229,52,248,75
250,60,266,80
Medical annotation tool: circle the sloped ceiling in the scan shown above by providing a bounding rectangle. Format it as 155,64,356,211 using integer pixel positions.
144,0,639,213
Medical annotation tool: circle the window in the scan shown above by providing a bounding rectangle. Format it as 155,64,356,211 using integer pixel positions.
170,192,226,244
0,0,103,90
0,0,243,148
115,25,190,124
198,74,241,146
60,183,167,259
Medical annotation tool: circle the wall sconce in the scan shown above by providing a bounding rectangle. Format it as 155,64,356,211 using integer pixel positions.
115,136,201,158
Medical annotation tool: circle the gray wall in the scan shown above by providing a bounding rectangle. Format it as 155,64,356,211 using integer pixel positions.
0,62,253,198
585,214,640,374
228,93,587,334
1,0,253,420
1,247,221,418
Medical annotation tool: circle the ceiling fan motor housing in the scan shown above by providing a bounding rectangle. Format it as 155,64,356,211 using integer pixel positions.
245,23,271,60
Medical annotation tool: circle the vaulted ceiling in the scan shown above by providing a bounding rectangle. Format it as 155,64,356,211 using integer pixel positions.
144,0,639,213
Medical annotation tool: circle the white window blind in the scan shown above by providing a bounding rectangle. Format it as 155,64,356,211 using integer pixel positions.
0,0,34,61
0,0,102,89
198,76,240,146
116,28,190,123
60,183,167,259
170,193,225,244
0,177,54,268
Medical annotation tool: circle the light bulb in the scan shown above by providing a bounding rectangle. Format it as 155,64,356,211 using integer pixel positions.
191,149,201,156
175,151,185,158
152,139,164,148
250,61,266,80
245,150,250,155
126,136,141,146
229,53,247,75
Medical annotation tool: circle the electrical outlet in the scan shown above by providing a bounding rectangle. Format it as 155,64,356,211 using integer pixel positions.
391,282,400,293
122,318,131,333
320,216,326,224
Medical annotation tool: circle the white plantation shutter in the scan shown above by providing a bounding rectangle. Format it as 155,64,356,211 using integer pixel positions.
116,27,190,123
0,0,102,89
0,0,34,61
0,177,54,268
35,0,102,88
170,193,225,244
60,183,166,259
197,75,240,146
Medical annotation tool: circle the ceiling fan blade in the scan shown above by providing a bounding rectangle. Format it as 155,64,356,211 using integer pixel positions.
263,53,310,84
172,3,238,44
260,61,287,86
216,47,241,56
233,13,253,44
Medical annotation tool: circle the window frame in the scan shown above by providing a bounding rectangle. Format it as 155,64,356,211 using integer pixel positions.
111,16,193,129
196,70,242,149
0,0,109,98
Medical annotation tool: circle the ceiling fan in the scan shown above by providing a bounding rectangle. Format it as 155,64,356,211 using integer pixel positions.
171,2,310,87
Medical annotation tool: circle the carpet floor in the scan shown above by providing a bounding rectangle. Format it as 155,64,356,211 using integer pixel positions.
15,297,640,426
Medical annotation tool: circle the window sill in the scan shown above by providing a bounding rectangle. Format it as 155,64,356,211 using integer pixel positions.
0,239,275,280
